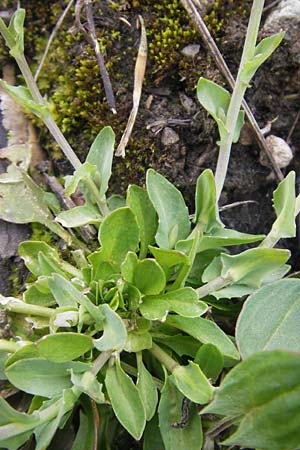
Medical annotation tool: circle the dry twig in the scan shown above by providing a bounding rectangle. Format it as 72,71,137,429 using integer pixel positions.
115,15,147,157
181,0,284,181
287,108,300,144
74,0,116,113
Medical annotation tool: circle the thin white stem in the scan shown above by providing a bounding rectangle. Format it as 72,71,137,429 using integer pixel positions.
15,54,82,170
91,351,111,375
215,0,265,199
197,276,232,298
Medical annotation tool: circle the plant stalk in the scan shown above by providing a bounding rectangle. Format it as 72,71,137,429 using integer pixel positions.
91,351,111,375
215,0,265,199
14,54,82,170
0,299,56,318
149,342,179,373
197,276,232,298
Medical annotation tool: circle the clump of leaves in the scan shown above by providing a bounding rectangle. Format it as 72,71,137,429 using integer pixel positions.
1,4,300,450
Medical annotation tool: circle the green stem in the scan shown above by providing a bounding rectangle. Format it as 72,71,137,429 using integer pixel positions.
5,37,109,213
44,115,82,170
85,179,110,217
170,229,201,291
46,220,90,252
197,276,232,298
214,0,265,199
14,53,82,170
149,342,179,373
0,298,55,318
60,261,84,279
91,351,111,375
38,352,111,422
122,359,164,390
259,233,279,248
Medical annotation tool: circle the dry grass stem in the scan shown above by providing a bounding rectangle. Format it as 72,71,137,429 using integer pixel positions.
115,15,147,157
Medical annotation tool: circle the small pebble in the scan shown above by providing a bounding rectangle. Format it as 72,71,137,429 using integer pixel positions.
180,44,200,58
161,127,180,146
179,92,196,115
260,135,293,168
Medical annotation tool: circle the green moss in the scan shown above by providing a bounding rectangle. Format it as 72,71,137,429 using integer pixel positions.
204,0,251,40
141,0,200,74
30,223,54,245
8,263,22,297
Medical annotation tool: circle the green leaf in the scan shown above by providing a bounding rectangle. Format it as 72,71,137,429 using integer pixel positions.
70,370,105,403
48,275,77,308
139,287,207,321
0,169,52,225
194,169,223,232
64,162,97,197
127,185,158,258
134,259,166,295
93,304,127,351
5,9,25,56
176,228,264,254
158,376,203,450
5,358,90,398
203,247,290,288
197,78,244,144
242,32,284,82
88,252,117,282
24,281,55,307
86,126,115,198
5,343,39,367
143,415,164,450
0,144,31,171
187,248,224,286
0,397,39,450
34,390,74,450
107,194,126,210
49,274,103,324
208,284,254,300
18,241,62,277
98,207,140,267
146,169,190,248
236,279,300,359
19,241,60,277
203,351,300,450
105,358,146,439
171,361,213,404
194,343,224,382
166,316,240,361
124,331,152,352
72,409,94,450
121,251,138,283
136,354,158,420
265,171,296,242
0,82,49,119
36,333,93,362
149,246,188,268
154,335,200,358
56,204,101,228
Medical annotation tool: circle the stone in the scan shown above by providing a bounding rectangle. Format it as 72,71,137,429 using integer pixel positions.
259,135,293,168
263,0,300,63
179,92,197,115
161,127,180,146
180,44,200,59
